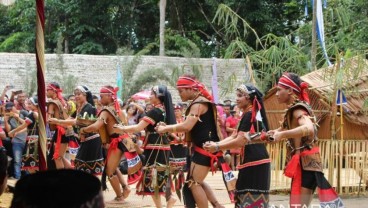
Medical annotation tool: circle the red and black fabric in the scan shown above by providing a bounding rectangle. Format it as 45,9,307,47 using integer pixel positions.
52,126,66,160
193,146,236,202
73,103,105,175
235,110,270,207
316,173,344,207
128,169,142,185
218,157,236,203
285,147,344,207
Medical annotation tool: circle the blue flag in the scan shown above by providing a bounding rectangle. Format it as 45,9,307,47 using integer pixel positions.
336,89,347,105
116,64,123,99
314,0,332,66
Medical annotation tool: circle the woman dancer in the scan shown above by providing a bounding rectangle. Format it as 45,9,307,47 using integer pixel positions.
113,85,177,208
204,84,271,207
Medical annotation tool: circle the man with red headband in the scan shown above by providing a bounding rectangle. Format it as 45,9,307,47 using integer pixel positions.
156,75,225,208
267,72,344,207
46,82,73,169
79,85,140,204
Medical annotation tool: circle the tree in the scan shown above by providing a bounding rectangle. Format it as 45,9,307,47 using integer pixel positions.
159,0,166,56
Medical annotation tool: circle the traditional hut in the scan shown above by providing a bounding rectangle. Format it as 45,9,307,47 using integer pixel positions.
264,58,368,140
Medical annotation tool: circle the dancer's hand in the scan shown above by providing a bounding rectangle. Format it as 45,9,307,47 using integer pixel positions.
155,125,166,134
48,118,59,124
203,141,217,153
113,124,126,133
267,130,283,142
155,122,166,133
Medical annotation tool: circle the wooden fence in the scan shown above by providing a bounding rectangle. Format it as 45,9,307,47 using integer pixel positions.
266,139,368,194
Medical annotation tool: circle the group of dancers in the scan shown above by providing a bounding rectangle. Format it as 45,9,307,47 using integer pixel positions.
14,72,344,208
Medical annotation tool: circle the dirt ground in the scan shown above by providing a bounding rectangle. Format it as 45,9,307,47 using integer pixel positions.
0,190,12,208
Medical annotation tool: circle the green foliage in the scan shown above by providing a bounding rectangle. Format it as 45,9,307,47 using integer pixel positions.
0,32,33,52
165,30,201,58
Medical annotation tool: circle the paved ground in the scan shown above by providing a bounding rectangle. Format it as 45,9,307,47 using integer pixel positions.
102,172,368,208
2,172,368,208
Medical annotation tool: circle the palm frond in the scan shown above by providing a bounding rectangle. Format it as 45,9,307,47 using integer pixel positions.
214,4,264,49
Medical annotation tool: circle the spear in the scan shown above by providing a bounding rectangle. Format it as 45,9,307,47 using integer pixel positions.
36,0,47,171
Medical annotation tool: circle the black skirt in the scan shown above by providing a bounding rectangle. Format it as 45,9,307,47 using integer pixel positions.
235,163,270,208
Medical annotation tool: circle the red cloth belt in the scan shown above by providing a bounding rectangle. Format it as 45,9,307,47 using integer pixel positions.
285,147,319,205
194,146,223,174
107,134,130,163
53,125,65,160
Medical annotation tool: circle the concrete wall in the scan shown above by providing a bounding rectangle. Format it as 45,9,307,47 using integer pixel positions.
0,0,15,6
0,53,249,103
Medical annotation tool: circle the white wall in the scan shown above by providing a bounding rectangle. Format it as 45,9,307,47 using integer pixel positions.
0,53,249,103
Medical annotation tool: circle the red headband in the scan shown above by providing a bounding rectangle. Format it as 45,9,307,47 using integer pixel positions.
176,77,199,89
47,83,66,107
278,74,310,103
176,77,213,101
100,87,120,113
47,84,62,93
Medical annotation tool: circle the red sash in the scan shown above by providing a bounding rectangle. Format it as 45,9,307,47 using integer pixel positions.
107,134,142,174
194,146,223,174
53,126,65,159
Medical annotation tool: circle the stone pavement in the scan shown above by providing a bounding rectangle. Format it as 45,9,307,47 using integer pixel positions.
103,172,368,208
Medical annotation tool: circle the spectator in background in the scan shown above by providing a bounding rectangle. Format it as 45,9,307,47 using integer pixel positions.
126,102,144,126
223,104,231,119
180,102,188,114
223,99,232,106
216,105,227,140
1,85,12,103
92,95,102,114
4,102,28,179
10,92,29,111
225,106,241,170
67,94,76,103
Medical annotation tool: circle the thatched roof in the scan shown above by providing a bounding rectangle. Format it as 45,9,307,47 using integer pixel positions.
300,58,368,126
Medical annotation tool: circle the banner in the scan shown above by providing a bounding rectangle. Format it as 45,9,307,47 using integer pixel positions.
116,64,123,99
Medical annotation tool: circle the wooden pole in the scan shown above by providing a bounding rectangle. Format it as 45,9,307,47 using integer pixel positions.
36,0,47,170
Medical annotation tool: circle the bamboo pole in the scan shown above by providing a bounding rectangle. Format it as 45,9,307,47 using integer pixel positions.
340,91,344,140
245,55,256,85
328,140,334,185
